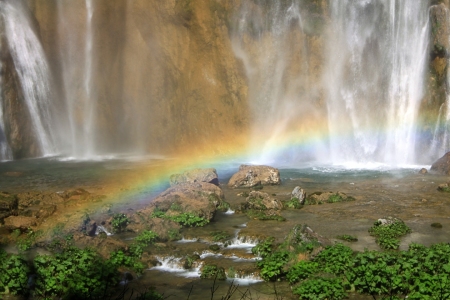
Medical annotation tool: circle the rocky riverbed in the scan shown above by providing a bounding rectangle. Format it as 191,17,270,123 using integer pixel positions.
0,157,450,299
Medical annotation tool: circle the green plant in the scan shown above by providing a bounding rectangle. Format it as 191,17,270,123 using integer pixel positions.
33,247,118,299
151,208,166,219
252,237,274,258
369,218,411,249
336,234,358,242
109,250,144,275
17,229,42,251
292,277,347,300
200,265,226,280
210,231,231,242
170,213,209,227
257,251,290,281
111,213,130,233
135,230,158,245
286,261,319,284
327,193,343,203
167,229,181,241
284,197,302,209
0,251,30,295
313,243,353,275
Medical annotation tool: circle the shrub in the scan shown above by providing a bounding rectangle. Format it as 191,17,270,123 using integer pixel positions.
286,261,319,284
292,277,346,300
0,251,30,295
257,251,290,281
200,265,226,280
33,247,118,299
111,213,130,233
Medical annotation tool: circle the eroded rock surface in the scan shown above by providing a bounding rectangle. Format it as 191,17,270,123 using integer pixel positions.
170,168,219,186
228,165,281,188
430,152,450,174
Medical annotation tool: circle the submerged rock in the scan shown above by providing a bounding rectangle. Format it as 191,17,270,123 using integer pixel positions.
228,165,281,188
169,168,219,186
419,168,428,174
306,191,355,205
430,152,450,175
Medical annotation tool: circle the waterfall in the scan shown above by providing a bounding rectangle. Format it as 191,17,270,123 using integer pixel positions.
0,20,13,160
324,0,429,164
0,0,55,157
57,0,97,159
232,0,327,164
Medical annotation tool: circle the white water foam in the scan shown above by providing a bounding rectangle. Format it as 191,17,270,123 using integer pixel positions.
150,256,201,278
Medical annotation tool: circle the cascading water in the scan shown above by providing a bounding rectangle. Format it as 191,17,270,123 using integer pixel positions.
324,0,430,165
0,0,56,157
232,0,328,164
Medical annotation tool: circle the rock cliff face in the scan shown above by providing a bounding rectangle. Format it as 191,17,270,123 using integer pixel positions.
25,0,250,157
2,0,450,160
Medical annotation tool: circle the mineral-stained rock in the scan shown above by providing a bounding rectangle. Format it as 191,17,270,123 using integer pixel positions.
306,191,355,204
72,232,128,259
431,152,450,175
169,168,219,186
3,216,37,230
0,192,18,212
291,186,306,205
228,165,281,188
241,191,282,211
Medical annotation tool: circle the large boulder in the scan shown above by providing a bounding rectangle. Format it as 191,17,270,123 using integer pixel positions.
169,168,219,186
131,182,228,229
228,165,281,188
3,216,37,230
0,192,18,222
431,152,450,175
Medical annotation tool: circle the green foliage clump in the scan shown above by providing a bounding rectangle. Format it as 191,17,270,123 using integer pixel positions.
109,250,144,275
33,247,118,299
313,243,354,275
284,197,303,209
336,234,358,242
369,218,411,250
286,261,318,284
200,265,226,280
170,212,209,227
292,277,346,300
17,229,42,251
257,251,290,281
135,230,158,245
111,213,130,233
210,231,231,242
167,229,181,241
151,208,209,227
252,237,275,258
0,250,30,295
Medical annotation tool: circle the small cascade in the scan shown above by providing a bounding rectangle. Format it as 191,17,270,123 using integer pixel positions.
227,274,263,285
151,256,202,278
95,225,112,236
0,0,56,156
226,229,259,251
324,1,429,164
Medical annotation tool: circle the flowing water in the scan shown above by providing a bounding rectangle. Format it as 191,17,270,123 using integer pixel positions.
0,0,56,158
325,1,430,164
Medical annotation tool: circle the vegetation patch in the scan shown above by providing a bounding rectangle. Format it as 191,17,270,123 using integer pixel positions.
336,234,358,242
369,217,411,250
283,197,302,209
111,213,130,233
200,265,226,280
151,208,209,227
